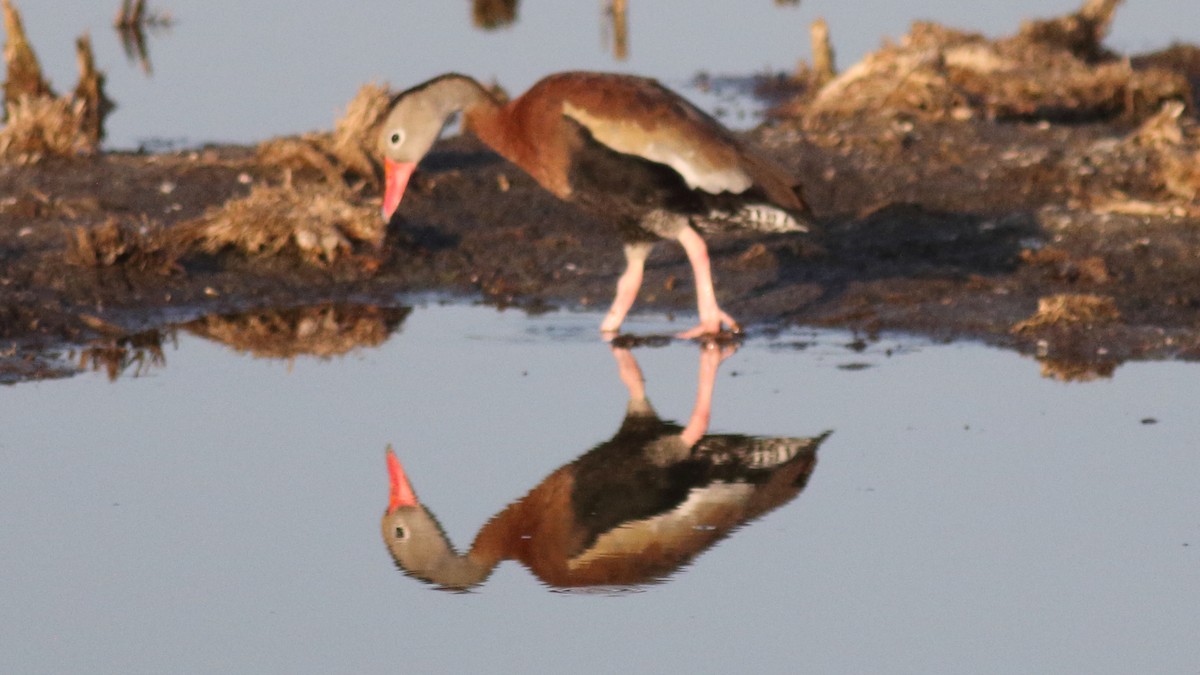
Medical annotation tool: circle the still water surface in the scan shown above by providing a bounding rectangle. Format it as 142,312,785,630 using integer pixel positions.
13,0,1200,148
1,303,1197,673
5,1,1200,671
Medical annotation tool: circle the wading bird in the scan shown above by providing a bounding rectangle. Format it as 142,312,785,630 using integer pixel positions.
378,71,812,337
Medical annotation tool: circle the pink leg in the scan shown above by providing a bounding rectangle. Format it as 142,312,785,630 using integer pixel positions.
600,242,654,334
675,226,739,339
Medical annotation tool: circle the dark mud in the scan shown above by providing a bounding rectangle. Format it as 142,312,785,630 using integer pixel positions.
4,110,1200,385
6,5,1200,384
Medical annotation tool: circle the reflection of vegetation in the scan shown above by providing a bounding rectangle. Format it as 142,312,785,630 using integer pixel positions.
1034,357,1117,382
603,0,628,61
382,345,829,592
114,0,174,77
183,304,410,360
471,0,517,29
73,329,169,381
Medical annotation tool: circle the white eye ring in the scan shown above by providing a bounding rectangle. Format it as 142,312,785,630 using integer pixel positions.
388,129,405,147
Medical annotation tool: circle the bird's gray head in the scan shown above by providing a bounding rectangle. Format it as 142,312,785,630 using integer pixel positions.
378,74,489,220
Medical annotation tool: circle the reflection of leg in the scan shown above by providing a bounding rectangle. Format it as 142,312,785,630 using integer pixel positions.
611,345,656,418
611,346,646,401
680,342,737,447
674,226,738,339
600,242,654,334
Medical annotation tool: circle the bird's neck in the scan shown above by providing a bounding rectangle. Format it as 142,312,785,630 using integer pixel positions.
420,74,501,131
425,551,495,589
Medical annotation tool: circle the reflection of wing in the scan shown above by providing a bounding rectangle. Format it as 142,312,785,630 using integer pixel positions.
568,482,755,580
535,72,804,208
563,432,826,585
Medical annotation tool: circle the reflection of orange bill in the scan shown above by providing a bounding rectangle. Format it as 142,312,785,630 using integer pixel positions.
386,446,418,513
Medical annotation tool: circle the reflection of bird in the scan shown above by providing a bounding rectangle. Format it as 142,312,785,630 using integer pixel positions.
381,345,829,591
377,71,813,338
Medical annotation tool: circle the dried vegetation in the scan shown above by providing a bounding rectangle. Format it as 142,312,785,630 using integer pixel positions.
1011,293,1121,333
781,0,1189,123
0,0,113,162
179,182,383,265
64,217,178,272
255,83,391,190
180,83,393,265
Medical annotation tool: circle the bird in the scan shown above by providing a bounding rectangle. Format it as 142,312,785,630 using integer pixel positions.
377,71,813,338
381,344,829,591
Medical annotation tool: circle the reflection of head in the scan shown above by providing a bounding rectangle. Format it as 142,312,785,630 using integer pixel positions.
381,505,491,591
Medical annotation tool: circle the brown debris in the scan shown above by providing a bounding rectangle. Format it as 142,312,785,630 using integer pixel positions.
1019,246,1110,284
183,304,410,360
1015,0,1121,62
1069,101,1200,213
809,18,837,89
1,0,114,161
180,182,384,265
256,83,391,189
64,217,177,272
788,0,1189,123
1011,293,1120,332
71,33,115,146
1,0,51,108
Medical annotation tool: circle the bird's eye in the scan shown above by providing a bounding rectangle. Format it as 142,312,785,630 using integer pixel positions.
389,130,404,146
394,526,407,540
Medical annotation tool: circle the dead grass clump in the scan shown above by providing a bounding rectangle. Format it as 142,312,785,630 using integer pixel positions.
64,217,178,272
1,0,113,161
181,182,384,265
0,95,91,161
183,304,410,359
1015,0,1121,62
793,0,1189,123
1069,101,1200,213
1011,293,1120,332
2,0,50,105
256,83,391,189
1019,246,1110,284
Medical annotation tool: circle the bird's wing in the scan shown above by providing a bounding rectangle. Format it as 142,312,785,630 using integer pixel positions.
547,73,803,210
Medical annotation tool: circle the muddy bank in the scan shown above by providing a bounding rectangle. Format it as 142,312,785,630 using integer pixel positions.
4,4,1200,383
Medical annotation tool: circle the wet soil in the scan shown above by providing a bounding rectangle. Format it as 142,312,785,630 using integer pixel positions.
3,104,1200,383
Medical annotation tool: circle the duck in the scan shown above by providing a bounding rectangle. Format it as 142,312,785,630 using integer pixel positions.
377,71,813,338
381,344,829,591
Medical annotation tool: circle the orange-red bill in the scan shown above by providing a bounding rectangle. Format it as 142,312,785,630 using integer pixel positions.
386,447,418,513
382,159,417,222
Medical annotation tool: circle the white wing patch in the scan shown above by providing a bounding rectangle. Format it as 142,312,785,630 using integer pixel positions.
706,203,808,233
564,102,753,195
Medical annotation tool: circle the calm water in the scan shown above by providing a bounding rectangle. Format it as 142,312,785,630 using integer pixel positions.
5,3,1200,672
1,303,1197,674
11,0,1200,148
